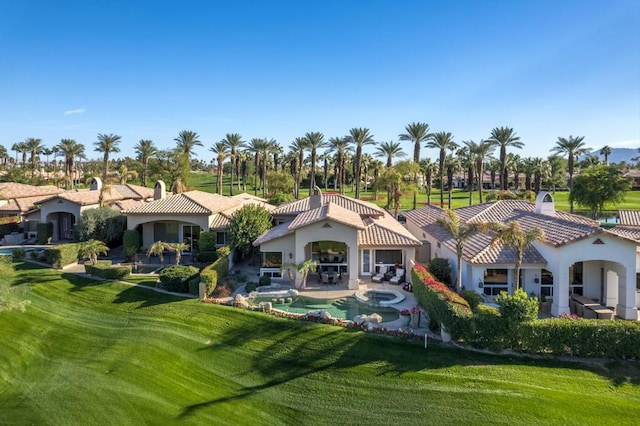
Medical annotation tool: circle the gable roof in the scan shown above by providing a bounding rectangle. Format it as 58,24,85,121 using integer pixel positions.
0,182,63,200
125,191,239,215
289,202,367,231
40,184,155,207
274,194,384,216
608,226,640,243
618,210,640,226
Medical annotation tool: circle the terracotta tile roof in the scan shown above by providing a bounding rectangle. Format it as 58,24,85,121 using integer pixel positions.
125,191,240,215
618,210,640,226
0,182,63,199
231,192,268,203
210,214,231,230
254,222,294,246
402,204,446,228
289,202,367,231
358,212,421,247
608,226,640,243
112,199,147,212
274,194,384,216
42,184,155,207
0,194,53,213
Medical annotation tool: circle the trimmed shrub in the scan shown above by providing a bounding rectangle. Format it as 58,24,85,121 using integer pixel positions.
199,246,231,296
427,257,452,285
74,208,126,247
159,265,199,293
245,281,258,293
37,222,53,244
461,290,482,311
258,275,271,286
11,248,25,260
44,243,80,269
412,263,471,339
216,246,231,258
198,232,217,253
495,288,538,322
123,230,141,259
188,276,201,295
84,260,131,280
198,251,218,263
464,305,508,351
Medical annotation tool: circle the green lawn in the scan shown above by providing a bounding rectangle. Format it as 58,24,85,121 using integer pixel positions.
188,172,640,213
1,263,639,425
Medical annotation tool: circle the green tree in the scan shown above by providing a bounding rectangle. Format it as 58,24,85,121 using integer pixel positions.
170,242,189,265
487,127,524,191
348,127,375,199
281,259,318,289
57,139,85,189
221,133,245,195
78,239,110,266
174,130,203,185
426,131,458,206
465,139,494,203
374,141,406,168
209,141,228,194
304,131,327,190
24,138,43,178
328,136,352,194
134,139,157,187
266,171,294,195
551,135,589,213
94,133,122,181
489,222,545,292
600,145,612,164
227,204,272,260
376,161,419,218
288,137,308,199
570,164,632,219
147,241,172,265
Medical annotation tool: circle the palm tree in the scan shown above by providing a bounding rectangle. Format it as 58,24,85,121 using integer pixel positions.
445,153,460,208
220,133,245,195
328,136,352,194
209,141,228,194
41,147,53,172
94,133,122,181
117,165,138,184
78,239,110,266
505,153,522,191
489,222,545,292
174,130,203,158
271,142,283,173
487,158,500,190
361,153,374,193
399,121,432,164
465,139,495,203
304,131,326,190
0,145,8,170
57,139,85,189
294,259,319,289
134,139,157,187
551,135,589,213
24,138,43,178
374,141,406,168
419,158,436,205
321,152,331,190
147,240,172,265
170,242,189,265
487,127,524,190
426,131,458,206
437,210,487,293
600,145,612,164
247,138,264,195
458,146,476,206
348,128,375,199
11,142,22,166
531,157,550,193
289,137,308,199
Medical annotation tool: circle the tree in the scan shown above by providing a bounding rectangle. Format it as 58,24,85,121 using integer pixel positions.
75,207,126,245
266,171,294,195
374,141,406,168
426,131,458,206
437,210,487,293
444,153,460,208
348,127,375,199
221,133,245,195
419,158,436,205
57,139,85,189
377,161,419,218
24,138,43,178
94,133,122,181
551,135,589,213
487,127,524,191
458,146,476,206
399,122,433,210
174,130,203,185
289,137,308,199
281,259,318,289
227,204,272,260
304,131,327,190
147,240,172,265
489,221,545,292
328,136,352,194
78,239,110,266
600,145,612,164
465,139,494,203
134,139,157,187
170,242,189,265
570,164,632,219
210,141,228,194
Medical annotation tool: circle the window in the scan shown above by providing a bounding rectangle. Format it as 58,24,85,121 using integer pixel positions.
181,225,200,251
569,262,583,295
541,269,554,298
154,222,179,243
483,269,508,296
216,232,227,245
362,249,371,274
262,252,283,268
374,250,402,265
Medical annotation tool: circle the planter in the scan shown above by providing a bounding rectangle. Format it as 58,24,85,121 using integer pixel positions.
399,314,411,327
441,324,451,343
410,311,421,328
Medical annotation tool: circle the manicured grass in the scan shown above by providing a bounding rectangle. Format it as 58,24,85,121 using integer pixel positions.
189,172,640,213
123,274,159,287
1,263,639,425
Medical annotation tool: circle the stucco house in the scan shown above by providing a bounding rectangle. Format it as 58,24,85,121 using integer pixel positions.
124,183,275,252
253,190,421,290
404,192,639,320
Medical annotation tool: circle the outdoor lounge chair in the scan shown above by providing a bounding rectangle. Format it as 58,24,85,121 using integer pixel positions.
389,268,405,285
321,273,330,285
372,266,387,283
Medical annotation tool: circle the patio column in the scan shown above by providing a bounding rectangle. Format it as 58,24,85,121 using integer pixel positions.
616,265,639,320
551,264,570,317
50,216,59,241
347,244,358,290
294,243,306,289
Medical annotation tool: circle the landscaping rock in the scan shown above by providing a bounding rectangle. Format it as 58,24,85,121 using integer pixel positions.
368,313,382,324
258,301,272,313
234,294,249,308
353,314,367,325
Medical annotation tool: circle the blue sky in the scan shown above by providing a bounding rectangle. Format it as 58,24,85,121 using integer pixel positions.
0,0,638,163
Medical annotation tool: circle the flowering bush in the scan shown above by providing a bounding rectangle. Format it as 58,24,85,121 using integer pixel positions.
400,309,411,316
411,306,420,314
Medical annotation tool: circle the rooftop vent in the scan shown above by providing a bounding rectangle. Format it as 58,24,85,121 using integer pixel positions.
154,180,166,200
534,191,556,217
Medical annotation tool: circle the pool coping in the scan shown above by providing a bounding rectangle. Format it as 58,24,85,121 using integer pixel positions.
354,289,405,308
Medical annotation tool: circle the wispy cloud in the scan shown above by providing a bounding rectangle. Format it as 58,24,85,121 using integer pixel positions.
608,139,640,149
64,108,85,116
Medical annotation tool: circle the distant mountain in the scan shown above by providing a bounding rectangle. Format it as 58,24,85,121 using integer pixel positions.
580,148,639,164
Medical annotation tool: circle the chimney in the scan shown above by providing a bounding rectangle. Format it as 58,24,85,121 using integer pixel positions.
154,180,166,200
90,177,102,191
309,185,323,210
534,191,556,217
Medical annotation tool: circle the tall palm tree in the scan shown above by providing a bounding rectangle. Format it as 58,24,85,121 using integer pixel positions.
419,158,436,205
437,210,488,293
0,145,8,170
531,157,550,193
348,127,375,199
465,139,495,203
247,138,265,196
426,131,458,206
11,142,22,166
289,137,308,199
445,153,460,208
304,131,326,190
94,133,122,181
487,127,524,190
209,141,228,194
134,139,157,187
57,139,85,189
41,147,53,172
51,146,59,176
328,136,352,194
505,153,522,191
374,141,406,168
600,145,612,164
458,146,476,206
271,141,283,173
321,151,331,191
489,222,545,292
24,138,43,178
174,130,203,158
399,121,432,164
259,139,276,197
551,135,589,213
220,133,245,195
361,153,374,193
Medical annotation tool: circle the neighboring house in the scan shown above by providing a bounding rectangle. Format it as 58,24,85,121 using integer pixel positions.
124,185,275,252
608,209,640,310
253,190,421,289
0,182,64,220
31,178,155,241
404,192,639,320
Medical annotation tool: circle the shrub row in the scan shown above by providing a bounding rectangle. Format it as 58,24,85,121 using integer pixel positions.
44,243,80,269
412,263,472,339
84,260,132,280
198,246,230,296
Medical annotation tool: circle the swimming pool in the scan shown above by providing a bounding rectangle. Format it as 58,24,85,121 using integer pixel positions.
0,247,44,256
275,296,399,323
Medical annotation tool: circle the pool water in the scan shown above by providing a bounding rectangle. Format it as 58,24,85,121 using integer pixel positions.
0,247,44,256
276,297,399,323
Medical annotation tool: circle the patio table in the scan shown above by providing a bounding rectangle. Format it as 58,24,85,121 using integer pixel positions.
587,306,615,320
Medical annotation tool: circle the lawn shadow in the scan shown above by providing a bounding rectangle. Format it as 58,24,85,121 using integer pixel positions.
111,285,186,308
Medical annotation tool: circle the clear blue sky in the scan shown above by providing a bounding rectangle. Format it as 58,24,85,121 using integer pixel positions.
1,0,638,163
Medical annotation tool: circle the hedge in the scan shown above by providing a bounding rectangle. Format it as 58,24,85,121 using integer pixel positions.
84,260,132,280
159,265,199,293
37,222,53,244
123,230,141,259
198,246,230,296
412,263,471,339
44,243,80,269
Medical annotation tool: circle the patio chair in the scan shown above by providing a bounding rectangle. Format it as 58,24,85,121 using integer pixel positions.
372,266,387,283
389,268,405,285
321,273,330,285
